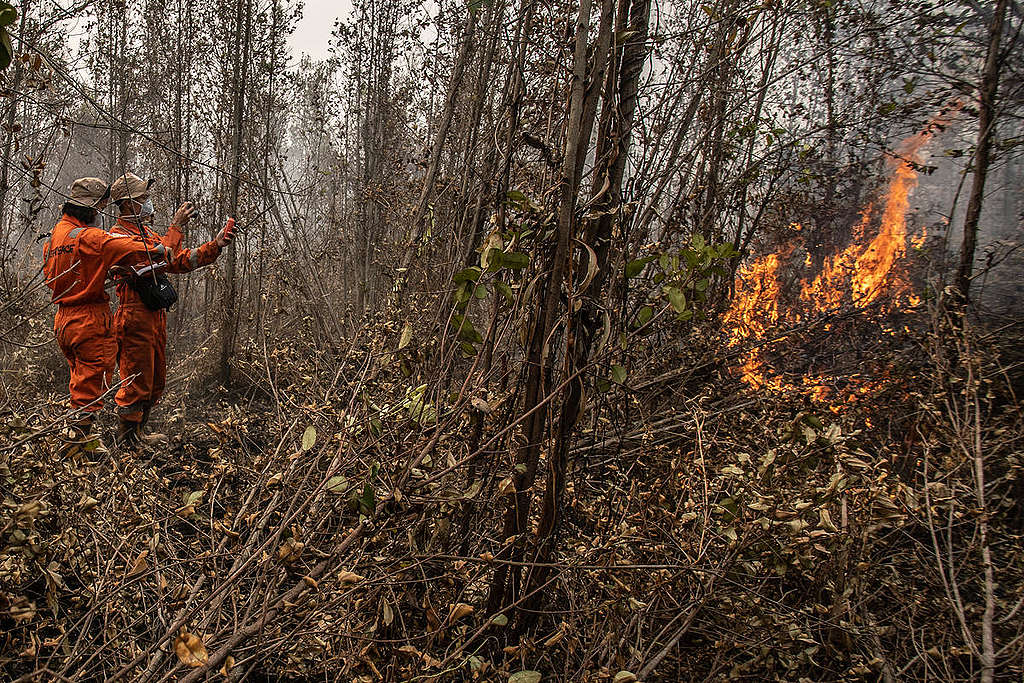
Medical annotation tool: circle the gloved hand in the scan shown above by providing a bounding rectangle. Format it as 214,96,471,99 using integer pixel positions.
171,201,196,228
216,217,236,247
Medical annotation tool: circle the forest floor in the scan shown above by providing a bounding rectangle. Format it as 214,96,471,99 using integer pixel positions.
1,304,1022,681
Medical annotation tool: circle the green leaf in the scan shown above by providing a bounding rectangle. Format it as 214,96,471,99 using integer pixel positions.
326,475,348,493
611,364,626,385
625,256,653,278
453,267,482,284
461,341,478,357
664,286,686,313
596,378,611,393
0,4,16,27
509,672,542,683
692,233,706,250
676,309,694,322
501,252,530,269
0,32,11,71
301,426,317,451
473,284,488,299
494,280,514,303
453,314,483,343
634,306,653,328
491,613,509,626
357,482,375,516
506,190,527,202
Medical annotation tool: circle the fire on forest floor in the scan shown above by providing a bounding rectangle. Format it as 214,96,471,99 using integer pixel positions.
721,106,961,408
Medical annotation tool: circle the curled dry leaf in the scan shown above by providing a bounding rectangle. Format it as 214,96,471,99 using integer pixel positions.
220,655,235,677
126,549,149,577
448,602,474,624
338,570,364,584
276,539,303,564
173,629,208,667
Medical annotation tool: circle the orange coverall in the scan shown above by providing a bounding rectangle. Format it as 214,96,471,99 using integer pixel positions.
111,219,221,421
43,215,161,412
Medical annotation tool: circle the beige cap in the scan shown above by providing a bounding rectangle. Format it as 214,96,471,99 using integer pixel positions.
109,172,154,202
67,177,110,207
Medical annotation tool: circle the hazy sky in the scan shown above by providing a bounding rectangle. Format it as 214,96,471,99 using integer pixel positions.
288,0,354,60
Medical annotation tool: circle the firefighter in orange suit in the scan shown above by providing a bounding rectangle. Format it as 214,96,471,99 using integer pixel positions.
108,173,235,446
43,177,173,444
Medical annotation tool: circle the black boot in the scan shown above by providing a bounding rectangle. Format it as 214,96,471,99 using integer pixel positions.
138,406,168,445
116,417,140,449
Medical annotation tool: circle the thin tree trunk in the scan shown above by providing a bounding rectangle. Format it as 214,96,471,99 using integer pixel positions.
488,0,593,616
527,0,650,615
396,10,478,283
219,0,251,388
954,0,1008,310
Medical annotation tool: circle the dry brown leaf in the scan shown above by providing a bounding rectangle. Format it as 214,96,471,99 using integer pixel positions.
448,602,474,624
8,598,36,623
277,539,303,564
397,644,442,668
173,630,208,667
338,570,364,584
220,655,235,677
126,549,149,577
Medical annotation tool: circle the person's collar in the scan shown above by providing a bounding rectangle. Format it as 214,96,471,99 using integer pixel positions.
117,216,149,233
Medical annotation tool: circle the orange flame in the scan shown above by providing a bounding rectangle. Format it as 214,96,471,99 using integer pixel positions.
724,106,960,403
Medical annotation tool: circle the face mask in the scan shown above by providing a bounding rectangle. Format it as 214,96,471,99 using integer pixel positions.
123,198,155,221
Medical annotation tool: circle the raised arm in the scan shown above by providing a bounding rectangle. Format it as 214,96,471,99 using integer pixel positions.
163,217,236,273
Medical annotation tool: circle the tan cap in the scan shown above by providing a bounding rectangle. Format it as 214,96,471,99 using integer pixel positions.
67,177,110,207
109,172,154,202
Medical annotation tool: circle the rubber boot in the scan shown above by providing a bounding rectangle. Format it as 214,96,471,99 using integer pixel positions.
117,417,141,449
138,407,168,445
